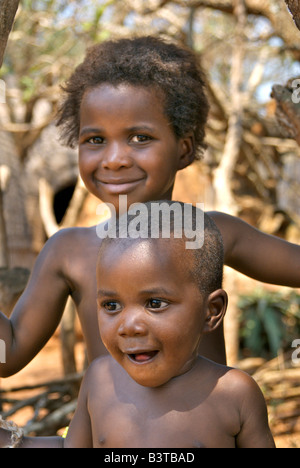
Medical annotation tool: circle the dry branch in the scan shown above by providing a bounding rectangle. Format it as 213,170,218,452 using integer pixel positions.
253,352,300,436
0,372,83,436
285,0,300,30
271,83,300,147
0,0,20,68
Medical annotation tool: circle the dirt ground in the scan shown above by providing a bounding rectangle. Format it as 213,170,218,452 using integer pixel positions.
1,333,300,448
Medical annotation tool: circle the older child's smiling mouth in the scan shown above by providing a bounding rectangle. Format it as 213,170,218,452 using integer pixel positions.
96,177,145,194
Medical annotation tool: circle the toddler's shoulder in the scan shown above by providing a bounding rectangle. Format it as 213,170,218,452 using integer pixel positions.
84,356,113,383
218,366,265,407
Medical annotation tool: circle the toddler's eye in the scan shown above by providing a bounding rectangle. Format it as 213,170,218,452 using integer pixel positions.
147,299,169,310
102,301,122,312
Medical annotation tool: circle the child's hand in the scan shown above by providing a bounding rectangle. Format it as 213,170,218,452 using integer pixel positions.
0,427,13,448
0,416,24,448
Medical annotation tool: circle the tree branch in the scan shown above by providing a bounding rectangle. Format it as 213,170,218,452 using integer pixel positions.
0,0,20,68
271,82,300,147
285,0,300,30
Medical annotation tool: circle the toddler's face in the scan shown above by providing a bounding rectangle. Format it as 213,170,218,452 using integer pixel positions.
97,239,207,387
78,84,193,212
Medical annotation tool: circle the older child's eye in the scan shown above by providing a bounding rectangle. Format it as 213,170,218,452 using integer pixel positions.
147,299,169,310
131,135,152,143
87,136,104,145
102,301,122,312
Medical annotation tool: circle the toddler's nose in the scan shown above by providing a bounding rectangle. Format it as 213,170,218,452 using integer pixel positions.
118,308,148,337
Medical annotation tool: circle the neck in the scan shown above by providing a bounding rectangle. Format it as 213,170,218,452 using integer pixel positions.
107,194,175,218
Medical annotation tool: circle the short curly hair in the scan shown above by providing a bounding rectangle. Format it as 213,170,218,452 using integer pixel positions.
98,201,224,295
56,36,209,160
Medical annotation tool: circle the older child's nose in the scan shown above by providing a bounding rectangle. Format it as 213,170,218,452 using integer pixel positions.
118,308,148,337
101,142,133,171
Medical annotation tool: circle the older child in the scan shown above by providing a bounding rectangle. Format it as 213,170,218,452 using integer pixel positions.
0,203,276,448
0,36,299,376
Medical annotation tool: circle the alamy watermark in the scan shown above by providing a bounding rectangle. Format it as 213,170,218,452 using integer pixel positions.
0,339,6,363
96,196,205,250
291,79,300,104
0,79,6,104
292,339,300,366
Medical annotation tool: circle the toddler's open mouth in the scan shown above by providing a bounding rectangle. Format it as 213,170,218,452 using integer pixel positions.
128,351,158,363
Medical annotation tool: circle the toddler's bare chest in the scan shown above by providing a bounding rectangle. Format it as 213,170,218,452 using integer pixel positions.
90,398,235,448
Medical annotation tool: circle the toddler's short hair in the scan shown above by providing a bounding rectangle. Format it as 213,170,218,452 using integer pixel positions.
98,201,224,295
57,36,209,160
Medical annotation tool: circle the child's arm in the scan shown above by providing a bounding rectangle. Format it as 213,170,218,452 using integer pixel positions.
0,415,64,448
229,370,276,448
63,367,93,448
0,430,64,448
0,367,93,448
0,230,71,377
210,211,300,287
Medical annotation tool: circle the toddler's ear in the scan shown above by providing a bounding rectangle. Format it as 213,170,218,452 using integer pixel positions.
177,134,195,170
203,289,228,334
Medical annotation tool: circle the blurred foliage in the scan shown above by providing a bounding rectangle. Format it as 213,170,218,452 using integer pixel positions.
238,289,300,359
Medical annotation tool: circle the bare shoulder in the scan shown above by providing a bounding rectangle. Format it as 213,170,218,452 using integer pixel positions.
218,366,268,416
43,225,100,263
207,210,249,236
207,211,239,255
199,357,264,402
32,226,101,292
83,356,114,385
220,366,261,393
208,210,261,263
79,356,116,403
27,227,97,279
221,369,276,448
207,210,237,230
49,225,99,247
86,355,112,374
196,359,274,447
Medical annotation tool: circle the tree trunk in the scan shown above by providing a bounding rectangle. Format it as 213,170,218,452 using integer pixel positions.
0,0,20,68
0,165,10,268
60,298,77,377
213,0,245,214
271,83,300,146
285,0,300,31
270,1,300,147
213,0,246,365
0,190,8,268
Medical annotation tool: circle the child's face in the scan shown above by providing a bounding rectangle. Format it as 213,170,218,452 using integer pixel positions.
79,84,194,212
97,239,207,388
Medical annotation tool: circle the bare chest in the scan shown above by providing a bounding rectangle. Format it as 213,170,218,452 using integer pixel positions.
90,398,236,449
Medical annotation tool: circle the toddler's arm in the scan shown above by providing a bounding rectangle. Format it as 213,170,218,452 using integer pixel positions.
0,230,71,377
62,364,94,448
228,370,276,448
210,211,300,287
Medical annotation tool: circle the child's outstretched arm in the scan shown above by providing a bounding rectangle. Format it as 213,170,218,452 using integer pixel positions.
0,230,71,377
0,425,64,448
210,211,300,287
0,366,93,448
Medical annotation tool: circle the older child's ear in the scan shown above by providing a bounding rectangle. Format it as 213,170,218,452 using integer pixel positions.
177,134,196,170
203,289,228,334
